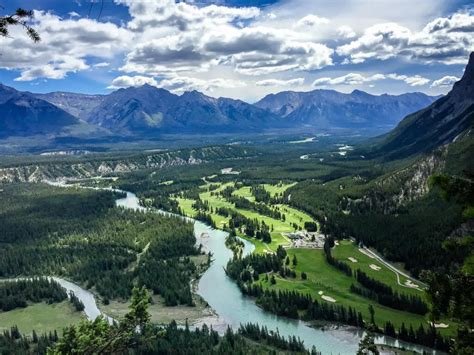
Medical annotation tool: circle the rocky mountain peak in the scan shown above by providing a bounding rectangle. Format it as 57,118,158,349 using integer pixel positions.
452,51,474,98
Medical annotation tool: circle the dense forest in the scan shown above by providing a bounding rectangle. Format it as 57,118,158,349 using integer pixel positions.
0,278,67,312
0,183,201,304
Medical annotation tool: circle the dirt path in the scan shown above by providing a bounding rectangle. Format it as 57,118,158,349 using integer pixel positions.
359,247,425,291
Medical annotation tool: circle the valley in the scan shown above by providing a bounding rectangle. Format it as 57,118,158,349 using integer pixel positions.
169,179,452,333
1,1,473,353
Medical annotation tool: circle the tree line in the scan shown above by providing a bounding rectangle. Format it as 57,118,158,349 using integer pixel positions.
0,278,67,312
352,270,428,315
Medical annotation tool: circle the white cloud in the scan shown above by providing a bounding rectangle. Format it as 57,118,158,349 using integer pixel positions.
94,62,110,68
1,0,468,100
157,76,246,94
386,74,430,86
312,72,430,87
312,73,385,86
118,1,333,77
337,26,356,39
295,14,330,28
256,78,305,87
0,10,133,81
431,75,460,88
108,74,246,94
108,75,158,89
337,11,474,64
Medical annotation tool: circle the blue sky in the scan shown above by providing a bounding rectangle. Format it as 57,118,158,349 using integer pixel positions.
1,0,473,102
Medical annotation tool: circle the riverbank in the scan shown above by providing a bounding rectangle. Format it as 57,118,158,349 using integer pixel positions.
98,254,217,326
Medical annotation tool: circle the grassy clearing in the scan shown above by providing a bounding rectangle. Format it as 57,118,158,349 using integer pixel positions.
0,301,84,334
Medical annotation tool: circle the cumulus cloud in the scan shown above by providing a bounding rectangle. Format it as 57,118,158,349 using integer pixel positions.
2,0,469,99
337,11,474,64
295,14,330,28
431,75,460,88
0,10,132,81
108,74,246,94
157,76,246,94
312,73,385,86
256,78,305,87
312,72,430,87
108,75,158,89
119,1,333,77
116,0,260,32
94,62,110,68
337,26,356,39
385,74,430,86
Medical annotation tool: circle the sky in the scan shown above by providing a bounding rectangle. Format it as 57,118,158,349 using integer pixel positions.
0,0,473,102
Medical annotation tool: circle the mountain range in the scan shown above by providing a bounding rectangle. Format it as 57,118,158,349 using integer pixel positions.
0,83,439,139
255,89,439,129
0,84,99,138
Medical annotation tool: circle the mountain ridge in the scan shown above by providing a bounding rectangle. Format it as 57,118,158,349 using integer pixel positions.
0,85,100,138
255,88,439,129
373,52,474,159
0,83,441,138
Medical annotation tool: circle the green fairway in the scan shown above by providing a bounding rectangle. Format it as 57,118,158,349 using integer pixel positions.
233,185,255,202
176,197,197,216
256,248,455,336
263,183,296,198
0,301,84,335
332,240,425,297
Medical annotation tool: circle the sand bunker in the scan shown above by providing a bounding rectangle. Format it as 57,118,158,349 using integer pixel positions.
369,264,381,271
318,291,336,302
334,241,339,246
429,322,449,328
322,295,336,303
348,257,358,263
404,280,420,289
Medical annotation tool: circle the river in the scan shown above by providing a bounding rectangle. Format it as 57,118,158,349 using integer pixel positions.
39,184,439,354
114,191,439,354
